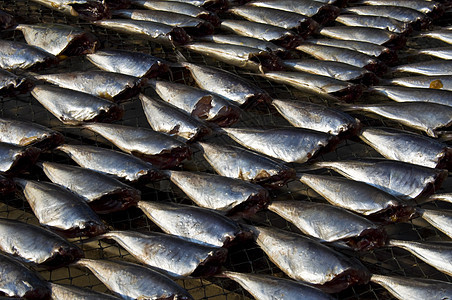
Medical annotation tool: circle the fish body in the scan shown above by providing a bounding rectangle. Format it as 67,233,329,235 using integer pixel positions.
49,283,120,300
335,14,411,34
198,34,286,55
0,142,40,175
394,60,452,76
0,69,34,96
420,208,452,239
370,85,452,107
391,75,452,91
427,193,452,203
0,40,57,70
420,29,452,44
30,0,110,20
355,0,444,17
418,47,452,59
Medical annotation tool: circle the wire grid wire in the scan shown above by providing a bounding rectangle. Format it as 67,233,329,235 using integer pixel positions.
0,1,452,299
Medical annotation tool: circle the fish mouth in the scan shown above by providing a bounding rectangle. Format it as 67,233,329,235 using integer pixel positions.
376,49,398,65
71,1,111,21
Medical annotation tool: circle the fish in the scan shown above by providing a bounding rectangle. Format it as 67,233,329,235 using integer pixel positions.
86,49,169,78
359,127,452,170
420,29,452,44
268,201,387,251
35,70,147,101
39,161,141,214
246,225,371,293
0,40,58,70
344,102,452,137
0,69,34,96
355,0,445,18
198,141,296,188
298,173,416,223
30,0,110,21
49,283,120,300
164,170,269,216
388,239,452,276
92,19,191,46
369,85,452,107
0,142,41,175
140,93,211,141
0,9,16,30
418,47,452,60
94,230,228,278
390,75,452,91
137,201,252,247
335,14,411,34
393,60,452,76
0,253,50,299
0,175,14,194
272,99,361,136
31,85,123,125
149,79,241,126
419,208,452,239
221,271,334,300
75,258,193,300
371,274,452,300
56,144,163,183
15,23,99,56
0,218,83,268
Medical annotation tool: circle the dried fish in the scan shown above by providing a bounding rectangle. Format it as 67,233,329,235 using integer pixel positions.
0,143,40,175
355,0,444,18
0,69,34,96
31,85,123,125
0,218,83,267
420,29,452,44
369,85,452,107
0,40,58,70
49,283,120,300
0,9,15,30
418,47,452,60
137,201,252,247
0,175,14,194
57,144,162,183
15,179,107,237
39,161,141,214
30,0,110,20
394,60,452,76
390,75,452,91
335,14,411,34
75,258,193,300
419,208,452,238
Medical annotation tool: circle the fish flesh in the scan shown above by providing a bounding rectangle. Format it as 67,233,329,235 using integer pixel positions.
0,218,83,268
31,85,123,125
57,144,163,183
420,29,452,44
369,85,452,107
83,122,191,168
137,201,252,247
268,201,387,251
0,40,58,70
75,258,193,300
355,0,444,18
419,208,452,238
39,161,141,214
95,230,228,277
0,69,34,96
15,23,99,56
164,170,269,216
30,0,110,20
0,142,40,175
298,173,416,223
394,60,452,76
335,14,411,34
0,175,14,194
49,283,120,300
272,99,361,136
390,75,452,91
360,127,452,170
140,93,211,141
0,9,15,30
418,47,452,59
198,141,296,188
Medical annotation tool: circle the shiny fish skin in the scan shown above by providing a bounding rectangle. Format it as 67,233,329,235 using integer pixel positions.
57,144,162,183
75,258,193,300
268,201,387,251
390,75,452,91
426,193,452,203
31,85,123,125
0,40,57,70
418,47,452,60
0,142,40,175
420,29,452,44
30,0,110,21
394,60,452,76
0,69,34,96
49,283,120,300
335,14,411,34
419,208,452,239
39,161,140,214
15,179,106,238
355,0,444,16
199,34,286,55
369,85,452,107
137,201,252,247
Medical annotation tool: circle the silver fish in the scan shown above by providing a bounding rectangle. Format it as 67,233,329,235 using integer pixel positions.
360,127,452,169
298,173,416,222
0,69,33,96
389,239,452,276
355,0,444,17
83,122,190,169
31,85,123,125
0,174,14,194
311,159,448,200
420,29,452,44
0,9,16,30
75,258,193,300
140,93,211,141
0,218,83,267
419,208,452,239
49,283,120,300
198,141,296,188
418,47,452,60
390,75,452,91
30,0,110,20
272,99,361,136
137,201,252,247
198,34,286,55
57,144,162,183
164,170,269,216
247,225,370,293
394,60,452,76
95,230,228,278
371,274,452,300
0,142,40,175
0,253,50,299
426,193,452,203
35,71,147,101
268,201,387,251
369,85,452,107
335,14,411,34
0,40,57,70
15,178,107,237
39,161,141,214
221,271,334,300
15,23,99,56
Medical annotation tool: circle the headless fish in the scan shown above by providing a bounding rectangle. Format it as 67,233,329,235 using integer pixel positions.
0,69,34,96
0,40,57,70
369,85,452,107
49,283,120,300
0,175,14,195
420,29,452,44
30,0,110,21
0,142,40,175
390,75,452,91
335,14,411,34
355,0,444,18
393,60,452,76
419,208,452,239
418,47,452,60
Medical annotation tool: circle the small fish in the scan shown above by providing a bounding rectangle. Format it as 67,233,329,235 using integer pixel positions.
15,23,99,56
420,29,452,44
39,161,141,214
371,274,452,300
355,0,444,18
198,141,296,188
419,208,452,239
299,173,416,223
49,283,120,300
393,60,452,76
0,143,40,175
137,201,252,247
272,99,361,136
0,175,14,194
369,85,452,107
31,85,123,125
15,179,107,237
57,144,163,183
0,69,34,96
418,47,452,60
140,94,211,141
335,14,411,34
268,201,387,251
95,230,228,278
164,170,269,216
75,258,193,300
0,218,83,268
390,75,452,91
0,9,16,30
0,40,58,70
30,0,110,21
221,271,334,300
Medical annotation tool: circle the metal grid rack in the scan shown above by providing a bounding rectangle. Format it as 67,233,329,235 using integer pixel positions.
1,1,451,299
